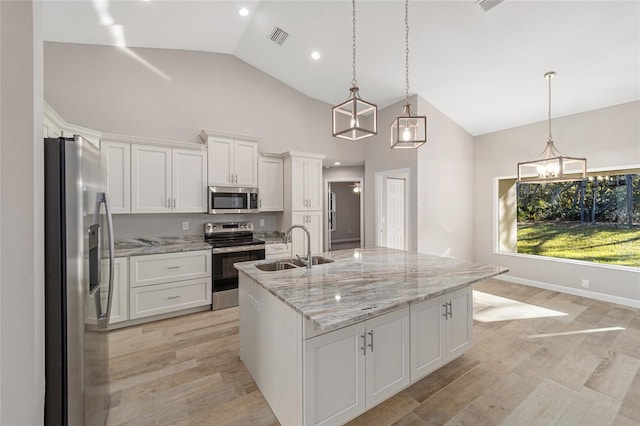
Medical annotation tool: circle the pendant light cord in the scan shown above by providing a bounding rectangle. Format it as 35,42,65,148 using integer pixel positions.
352,0,357,87
547,72,553,142
405,0,410,104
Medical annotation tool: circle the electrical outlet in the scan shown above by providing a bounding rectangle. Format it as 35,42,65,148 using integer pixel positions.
581,279,590,289
182,221,189,231
259,219,265,227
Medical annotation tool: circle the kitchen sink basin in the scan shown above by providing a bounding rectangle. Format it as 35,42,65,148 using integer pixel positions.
255,256,334,271
255,261,298,272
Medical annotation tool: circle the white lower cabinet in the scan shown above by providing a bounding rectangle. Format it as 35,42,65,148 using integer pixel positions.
129,250,212,320
303,308,410,426
87,257,129,325
291,211,323,255
410,286,472,382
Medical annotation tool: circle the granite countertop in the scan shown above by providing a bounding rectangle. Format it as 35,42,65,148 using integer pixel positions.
114,235,212,257
234,247,508,332
254,231,286,244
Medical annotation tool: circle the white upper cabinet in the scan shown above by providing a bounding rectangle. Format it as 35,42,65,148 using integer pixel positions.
290,156,323,211
131,144,206,214
200,131,259,188
101,141,131,214
258,155,283,211
172,148,207,213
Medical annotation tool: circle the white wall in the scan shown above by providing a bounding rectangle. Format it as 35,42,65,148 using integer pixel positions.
474,101,640,304
417,95,475,260
0,1,45,424
43,42,364,163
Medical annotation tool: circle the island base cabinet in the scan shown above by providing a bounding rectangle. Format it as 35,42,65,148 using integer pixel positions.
410,286,472,382
303,323,366,426
303,307,410,426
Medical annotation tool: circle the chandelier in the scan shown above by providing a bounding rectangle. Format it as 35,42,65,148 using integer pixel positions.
390,0,426,149
517,72,587,183
332,0,377,141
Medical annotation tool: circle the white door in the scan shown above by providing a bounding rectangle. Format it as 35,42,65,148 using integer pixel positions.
365,308,410,407
410,295,445,382
291,157,307,210
131,144,172,213
207,137,234,186
234,141,258,187
305,158,323,210
304,322,366,426
258,156,283,211
172,148,207,213
386,178,406,250
101,141,131,213
291,211,323,256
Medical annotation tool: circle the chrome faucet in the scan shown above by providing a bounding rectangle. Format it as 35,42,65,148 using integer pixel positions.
284,224,312,269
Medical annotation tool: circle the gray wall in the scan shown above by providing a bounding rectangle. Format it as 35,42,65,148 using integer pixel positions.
43,42,364,162
0,1,45,423
474,101,640,304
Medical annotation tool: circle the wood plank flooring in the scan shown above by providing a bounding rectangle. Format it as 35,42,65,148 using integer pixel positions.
106,279,640,425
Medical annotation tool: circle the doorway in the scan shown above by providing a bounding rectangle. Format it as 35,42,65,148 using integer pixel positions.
325,179,364,251
375,169,409,250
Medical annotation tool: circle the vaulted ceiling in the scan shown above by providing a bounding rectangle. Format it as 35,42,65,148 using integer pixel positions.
43,0,640,136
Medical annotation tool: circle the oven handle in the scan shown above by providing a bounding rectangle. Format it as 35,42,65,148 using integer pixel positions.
211,244,266,254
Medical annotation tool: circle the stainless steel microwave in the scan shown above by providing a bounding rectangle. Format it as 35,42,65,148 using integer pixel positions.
208,186,259,214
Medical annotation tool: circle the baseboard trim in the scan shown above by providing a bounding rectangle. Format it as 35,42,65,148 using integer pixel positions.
331,238,360,243
495,274,640,309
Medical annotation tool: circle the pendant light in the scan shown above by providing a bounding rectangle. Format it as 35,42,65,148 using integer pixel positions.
517,72,587,183
390,0,426,149
332,0,377,141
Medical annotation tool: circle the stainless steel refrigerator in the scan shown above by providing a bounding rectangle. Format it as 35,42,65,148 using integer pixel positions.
44,135,115,425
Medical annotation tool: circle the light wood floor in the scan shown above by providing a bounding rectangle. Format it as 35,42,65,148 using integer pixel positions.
105,279,640,425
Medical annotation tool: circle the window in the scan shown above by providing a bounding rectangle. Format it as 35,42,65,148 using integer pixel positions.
498,169,639,268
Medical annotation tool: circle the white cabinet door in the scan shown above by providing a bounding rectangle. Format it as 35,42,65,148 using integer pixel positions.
365,307,410,408
207,137,234,186
410,294,445,382
234,141,258,187
304,322,366,426
291,156,307,210
258,156,283,211
305,158,323,211
101,141,131,214
291,211,323,256
87,257,128,325
131,144,172,213
445,287,473,360
172,148,207,213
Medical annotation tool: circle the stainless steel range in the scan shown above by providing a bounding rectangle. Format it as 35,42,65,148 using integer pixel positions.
204,221,265,310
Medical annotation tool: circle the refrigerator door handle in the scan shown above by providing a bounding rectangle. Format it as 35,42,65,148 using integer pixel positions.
93,192,115,330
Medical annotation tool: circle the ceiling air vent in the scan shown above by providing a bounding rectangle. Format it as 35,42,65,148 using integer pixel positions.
476,0,504,12
268,26,289,46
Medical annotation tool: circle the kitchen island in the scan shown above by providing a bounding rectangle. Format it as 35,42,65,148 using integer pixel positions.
235,247,507,426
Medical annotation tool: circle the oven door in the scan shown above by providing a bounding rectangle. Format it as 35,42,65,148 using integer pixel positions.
211,244,265,310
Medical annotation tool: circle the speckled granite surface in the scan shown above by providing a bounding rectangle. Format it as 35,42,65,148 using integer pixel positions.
235,247,508,331
114,235,212,257
254,231,286,244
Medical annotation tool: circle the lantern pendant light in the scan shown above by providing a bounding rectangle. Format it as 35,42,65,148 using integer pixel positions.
517,72,587,183
332,0,377,141
390,0,426,149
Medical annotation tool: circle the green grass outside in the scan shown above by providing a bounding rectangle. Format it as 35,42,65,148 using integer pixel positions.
517,223,640,267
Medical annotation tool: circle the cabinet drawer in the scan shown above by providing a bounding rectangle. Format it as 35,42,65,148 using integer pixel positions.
129,278,212,319
130,250,211,287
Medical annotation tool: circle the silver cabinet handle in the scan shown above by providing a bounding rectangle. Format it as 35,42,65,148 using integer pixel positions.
259,199,262,208
448,301,453,319
360,333,366,355
442,303,448,319
167,266,181,270
167,198,171,208
368,330,374,352
173,198,176,208
167,295,181,300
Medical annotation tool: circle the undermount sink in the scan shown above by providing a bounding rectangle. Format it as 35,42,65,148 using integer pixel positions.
255,261,298,272
255,256,334,272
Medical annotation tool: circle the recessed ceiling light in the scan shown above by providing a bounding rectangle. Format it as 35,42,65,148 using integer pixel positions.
310,51,321,60
334,161,341,166
238,7,250,17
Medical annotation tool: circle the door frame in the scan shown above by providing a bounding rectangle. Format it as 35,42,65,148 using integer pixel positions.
375,169,410,250
324,177,364,252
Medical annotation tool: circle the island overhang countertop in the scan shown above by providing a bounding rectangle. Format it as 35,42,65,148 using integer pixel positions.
234,247,508,332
